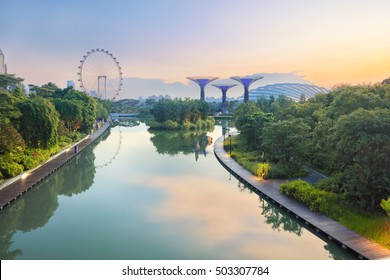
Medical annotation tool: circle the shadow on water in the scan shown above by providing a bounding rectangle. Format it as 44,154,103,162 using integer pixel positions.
233,180,358,260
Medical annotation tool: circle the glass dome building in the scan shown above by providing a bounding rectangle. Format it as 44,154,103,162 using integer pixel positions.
238,83,328,102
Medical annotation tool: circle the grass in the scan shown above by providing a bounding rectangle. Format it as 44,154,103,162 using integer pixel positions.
226,136,390,250
326,201,390,250
223,136,308,179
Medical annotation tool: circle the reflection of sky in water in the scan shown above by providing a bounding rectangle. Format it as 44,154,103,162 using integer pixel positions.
2,123,355,259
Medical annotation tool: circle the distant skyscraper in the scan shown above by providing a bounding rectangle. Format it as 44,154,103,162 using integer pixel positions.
187,76,218,101
90,90,97,97
0,48,6,74
67,80,75,88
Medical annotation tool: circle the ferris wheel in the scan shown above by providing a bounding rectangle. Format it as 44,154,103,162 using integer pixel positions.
78,48,123,100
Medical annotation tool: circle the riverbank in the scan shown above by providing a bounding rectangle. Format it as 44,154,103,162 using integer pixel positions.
213,134,390,260
0,122,111,212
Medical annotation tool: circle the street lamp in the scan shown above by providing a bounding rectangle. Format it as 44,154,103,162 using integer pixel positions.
229,133,232,156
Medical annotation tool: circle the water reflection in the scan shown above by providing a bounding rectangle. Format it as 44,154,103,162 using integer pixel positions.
149,129,214,161
0,123,357,260
236,182,303,236
0,136,101,259
236,182,355,260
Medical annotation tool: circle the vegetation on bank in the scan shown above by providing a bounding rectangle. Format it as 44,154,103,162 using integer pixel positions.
148,98,215,130
231,84,390,212
280,180,390,249
0,73,111,182
224,136,308,179
227,82,390,248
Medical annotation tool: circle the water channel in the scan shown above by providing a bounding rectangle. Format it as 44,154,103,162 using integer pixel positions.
0,120,356,259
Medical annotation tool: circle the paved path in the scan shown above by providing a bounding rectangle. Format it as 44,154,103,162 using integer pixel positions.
214,135,390,260
0,122,111,212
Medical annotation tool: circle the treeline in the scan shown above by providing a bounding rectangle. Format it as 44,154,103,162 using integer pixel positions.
149,98,214,129
0,73,111,181
233,84,390,211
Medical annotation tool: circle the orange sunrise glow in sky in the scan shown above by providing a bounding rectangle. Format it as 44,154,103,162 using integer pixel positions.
1,0,389,98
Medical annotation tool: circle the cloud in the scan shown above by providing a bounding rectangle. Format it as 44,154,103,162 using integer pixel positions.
119,72,315,99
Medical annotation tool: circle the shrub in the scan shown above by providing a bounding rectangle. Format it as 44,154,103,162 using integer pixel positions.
257,162,269,178
315,175,343,193
264,162,308,179
380,198,390,217
0,160,24,178
182,122,197,130
280,180,335,212
161,120,179,130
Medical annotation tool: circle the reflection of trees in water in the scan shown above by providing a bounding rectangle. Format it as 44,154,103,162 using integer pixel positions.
58,146,96,196
236,182,356,259
259,196,303,236
149,129,214,161
236,182,303,236
0,138,100,259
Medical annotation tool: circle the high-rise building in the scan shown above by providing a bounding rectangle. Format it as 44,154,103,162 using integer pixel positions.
67,80,75,88
0,48,6,74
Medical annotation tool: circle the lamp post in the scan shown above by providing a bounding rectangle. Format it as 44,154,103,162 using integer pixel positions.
229,133,232,156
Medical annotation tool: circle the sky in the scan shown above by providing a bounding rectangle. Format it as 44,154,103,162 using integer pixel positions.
1,0,390,99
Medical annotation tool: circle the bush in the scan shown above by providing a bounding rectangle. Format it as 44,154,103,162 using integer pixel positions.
257,162,269,178
265,162,308,179
161,120,179,130
280,180,335,212
182,121,197,130
380,198,390,217
315,175,343,193
0,160,24,178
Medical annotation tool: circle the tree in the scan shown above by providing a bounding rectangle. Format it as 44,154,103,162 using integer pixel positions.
0,74,24,91
18,97,60,148
55,87,97,133
0,89,21,123
234,101,273,148
382,77,390,85
262,118,310,163
333,108,390,210
29,82,60,98
54,99,83,132
0,122,25,155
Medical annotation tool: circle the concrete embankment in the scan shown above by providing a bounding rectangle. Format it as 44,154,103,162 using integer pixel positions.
214,134,390,260
0,122,111,212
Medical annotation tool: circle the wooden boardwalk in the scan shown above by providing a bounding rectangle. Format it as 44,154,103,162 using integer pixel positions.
0,122,111,212
214,135,390,260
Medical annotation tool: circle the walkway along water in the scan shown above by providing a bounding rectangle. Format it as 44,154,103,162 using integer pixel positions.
0,122,111,212
213,134,390,260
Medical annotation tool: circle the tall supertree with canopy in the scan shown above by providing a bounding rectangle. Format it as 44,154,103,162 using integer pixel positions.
231,76,263,102
187,76,218,101
212,84,237,107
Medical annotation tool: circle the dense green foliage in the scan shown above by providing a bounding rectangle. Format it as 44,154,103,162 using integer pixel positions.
0,74,111,181
281,180,390,249
149,98,215,130
381,198,390,217
233,84,390,211
280,180,336,212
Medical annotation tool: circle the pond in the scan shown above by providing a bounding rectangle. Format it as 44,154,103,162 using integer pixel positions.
0,120,356,259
